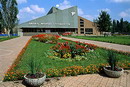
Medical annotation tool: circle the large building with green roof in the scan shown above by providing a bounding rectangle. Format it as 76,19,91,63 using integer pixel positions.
18,6,100,36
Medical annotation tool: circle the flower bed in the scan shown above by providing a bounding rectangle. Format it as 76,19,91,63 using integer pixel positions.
49,41,97,60
62,32,72,36
4,38,130,81
32,34,61,44
4,62,130,81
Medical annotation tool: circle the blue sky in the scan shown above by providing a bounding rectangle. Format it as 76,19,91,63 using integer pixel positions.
17,0,130,23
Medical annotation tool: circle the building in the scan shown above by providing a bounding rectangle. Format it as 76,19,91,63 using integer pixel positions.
18,6,100,36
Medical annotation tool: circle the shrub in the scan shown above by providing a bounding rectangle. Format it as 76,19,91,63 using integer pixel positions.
107,51,119,71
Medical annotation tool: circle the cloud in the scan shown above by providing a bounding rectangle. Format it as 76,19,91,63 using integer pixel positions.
57,0,95,21
108,0,130,3
78,8,84,15
30,5,45,13
19,5,45,14
97,8,111,12
83,15,94,21
17,0,27,4
58,0,72,10
18,5,46,23
20,7,34,14
119,12,129,17
119,9,130,18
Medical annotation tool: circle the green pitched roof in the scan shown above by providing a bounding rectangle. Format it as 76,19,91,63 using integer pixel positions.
19,6,78,29
47,7,60,15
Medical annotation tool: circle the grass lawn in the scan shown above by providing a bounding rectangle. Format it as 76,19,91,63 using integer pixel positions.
14,39,130,73
69,36,130,45
0,36,18,42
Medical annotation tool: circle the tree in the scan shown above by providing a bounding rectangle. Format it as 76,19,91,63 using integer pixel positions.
111,20,116,33
0,0,18,36
111,19,130,34
123,21,130,33
119,18,123,33
0,11,3,33
96,11,111,33
116,20,120,32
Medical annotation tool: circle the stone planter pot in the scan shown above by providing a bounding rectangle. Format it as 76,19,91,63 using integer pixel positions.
24,74,46,86
104,66,124,78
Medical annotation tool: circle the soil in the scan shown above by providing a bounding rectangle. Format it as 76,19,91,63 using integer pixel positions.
26,73,44,79
105,67,122,71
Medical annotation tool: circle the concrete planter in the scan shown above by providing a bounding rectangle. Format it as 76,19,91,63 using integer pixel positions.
104,66,124,78
24,74,46,86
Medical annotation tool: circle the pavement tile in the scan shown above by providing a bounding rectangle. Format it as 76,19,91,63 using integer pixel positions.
0,36,31,81
0,72,129,87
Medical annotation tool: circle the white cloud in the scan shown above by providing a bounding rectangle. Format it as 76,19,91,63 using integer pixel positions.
18,5,46,23
57,0,95,21
17,0,27,4
119,9,130,18
126,9,130,12
78,8,84,15
119,12,129,17
58,0,72,10
108,0,130,3
78,9,94,21
19,5,45,14
97,8,111,12
20,7,34,14
30,5,45,13
83,15,94,21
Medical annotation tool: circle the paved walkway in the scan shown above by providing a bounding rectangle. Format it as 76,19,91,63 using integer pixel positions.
62,37,130,53
0,36,31,81
0,70,129,87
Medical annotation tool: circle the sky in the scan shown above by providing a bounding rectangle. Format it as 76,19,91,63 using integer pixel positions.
17,0,130,23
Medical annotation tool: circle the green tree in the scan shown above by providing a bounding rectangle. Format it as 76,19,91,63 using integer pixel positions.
111,20,116,33
116,20,120,32
111,19,130,34
123,21,130,33
0,0,18,36
119,18,123,33
96,11,111,33
0,11,3,33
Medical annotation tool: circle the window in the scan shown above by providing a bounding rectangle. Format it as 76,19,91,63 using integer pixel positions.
80,19,84,27
80,28,84,31
85,28,93,34
80,19,84,22
81,32,84,34
80,25,84,27
80,28,84,34
45,30,51,33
